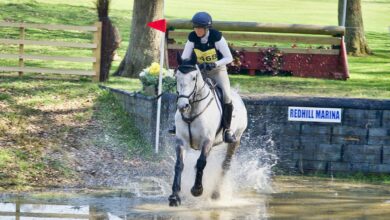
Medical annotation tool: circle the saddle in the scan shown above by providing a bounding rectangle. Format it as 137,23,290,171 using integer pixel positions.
204,77,223,107
204,78,225,138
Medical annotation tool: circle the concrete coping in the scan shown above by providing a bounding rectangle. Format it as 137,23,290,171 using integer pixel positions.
242,95,390,110
100,85,390,110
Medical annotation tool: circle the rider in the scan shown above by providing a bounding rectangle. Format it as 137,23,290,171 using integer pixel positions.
180,11,236,143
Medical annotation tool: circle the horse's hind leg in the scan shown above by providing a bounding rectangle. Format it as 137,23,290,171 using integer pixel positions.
191,139,212,197
211,141,239,200
168,139,184,206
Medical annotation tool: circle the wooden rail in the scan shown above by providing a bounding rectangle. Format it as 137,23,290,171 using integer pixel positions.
0,21,102,81
0,202,90,219
169,31,342,45
167,20,344,55
168,19,345,36
168,43,340,55
167,20,349,79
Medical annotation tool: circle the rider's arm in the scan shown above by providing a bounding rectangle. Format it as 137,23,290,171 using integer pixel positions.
181,40,194,60
214,36,233,67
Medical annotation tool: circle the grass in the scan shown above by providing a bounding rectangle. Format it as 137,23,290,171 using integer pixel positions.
94,89,154,157
4,0,388,99
0,74,149,189
0,0,388,99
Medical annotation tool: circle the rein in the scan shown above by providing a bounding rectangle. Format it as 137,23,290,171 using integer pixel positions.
180,97,214,147
177,70,215,147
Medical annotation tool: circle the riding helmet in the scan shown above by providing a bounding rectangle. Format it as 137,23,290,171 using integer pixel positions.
191,12,212,28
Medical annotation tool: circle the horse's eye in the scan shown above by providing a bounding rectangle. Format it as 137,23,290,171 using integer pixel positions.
193,77,196,81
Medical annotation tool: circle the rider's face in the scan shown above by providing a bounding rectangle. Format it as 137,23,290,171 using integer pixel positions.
194,27,206,37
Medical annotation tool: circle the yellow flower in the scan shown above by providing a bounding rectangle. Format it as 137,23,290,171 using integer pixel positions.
149,62,160,75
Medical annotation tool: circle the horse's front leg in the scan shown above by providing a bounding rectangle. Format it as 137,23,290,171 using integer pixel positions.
169,139,184,206
211,141,239,200
191,139,212,197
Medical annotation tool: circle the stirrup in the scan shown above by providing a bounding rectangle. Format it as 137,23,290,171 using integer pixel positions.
223,129,236,143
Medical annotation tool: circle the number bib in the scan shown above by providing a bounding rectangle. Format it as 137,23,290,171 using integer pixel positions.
194,48,218,64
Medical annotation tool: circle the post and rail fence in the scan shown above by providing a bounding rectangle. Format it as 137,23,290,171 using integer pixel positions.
0,21,102,81
167,20,349,80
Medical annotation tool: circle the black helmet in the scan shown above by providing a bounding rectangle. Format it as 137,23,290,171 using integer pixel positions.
191,12,212,28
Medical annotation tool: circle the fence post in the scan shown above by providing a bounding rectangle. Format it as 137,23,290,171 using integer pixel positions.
93,21,102,82
18,26,25,76
16,201,20,220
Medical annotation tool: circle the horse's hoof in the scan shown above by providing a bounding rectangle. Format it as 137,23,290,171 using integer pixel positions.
211,191,220,200
191,185,203,197
168,194,181,207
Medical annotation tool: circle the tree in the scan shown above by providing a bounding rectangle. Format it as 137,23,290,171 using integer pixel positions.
338,0,372,56
96,0,121,82
114,0,164,77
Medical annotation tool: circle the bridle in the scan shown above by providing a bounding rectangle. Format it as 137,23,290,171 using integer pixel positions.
175,64,215,147
176,65,210,104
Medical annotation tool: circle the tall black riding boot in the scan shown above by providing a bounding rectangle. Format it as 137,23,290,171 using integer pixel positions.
222,102,236,143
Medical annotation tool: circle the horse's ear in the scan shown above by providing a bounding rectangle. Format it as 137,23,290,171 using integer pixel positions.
176,52,182,65
190,52,197,65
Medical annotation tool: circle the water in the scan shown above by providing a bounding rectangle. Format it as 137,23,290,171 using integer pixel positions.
1,147,390,219
2,176,390,219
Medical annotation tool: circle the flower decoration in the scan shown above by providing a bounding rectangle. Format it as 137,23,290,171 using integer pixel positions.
139,62,176,95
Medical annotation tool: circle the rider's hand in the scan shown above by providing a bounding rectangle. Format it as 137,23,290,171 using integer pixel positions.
199,62,216,72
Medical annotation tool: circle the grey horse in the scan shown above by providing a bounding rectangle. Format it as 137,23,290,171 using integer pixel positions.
168,57,248,206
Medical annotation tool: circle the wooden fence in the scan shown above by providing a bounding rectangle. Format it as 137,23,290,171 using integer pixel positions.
0,202,116,219
167,20,349,80
0,21,102,81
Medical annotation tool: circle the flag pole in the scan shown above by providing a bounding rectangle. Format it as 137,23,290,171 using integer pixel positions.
155,31,165,154
155,1,165,154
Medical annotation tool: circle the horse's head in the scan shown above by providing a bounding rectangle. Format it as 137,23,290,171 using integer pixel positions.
175,55,202,113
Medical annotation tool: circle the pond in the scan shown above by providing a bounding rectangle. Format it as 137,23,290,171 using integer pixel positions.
1,175,390,219
1,148,390,219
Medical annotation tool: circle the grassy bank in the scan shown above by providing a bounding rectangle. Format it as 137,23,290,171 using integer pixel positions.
0,74,150,189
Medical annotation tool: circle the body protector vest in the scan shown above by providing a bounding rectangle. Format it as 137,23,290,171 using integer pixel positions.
188,29,224,64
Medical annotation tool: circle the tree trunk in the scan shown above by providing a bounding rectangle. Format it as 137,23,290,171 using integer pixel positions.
96,0,121,81
100,17,121,81
117,0,163,78
338,0,371,56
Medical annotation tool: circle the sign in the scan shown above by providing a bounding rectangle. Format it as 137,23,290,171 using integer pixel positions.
288,107,342,123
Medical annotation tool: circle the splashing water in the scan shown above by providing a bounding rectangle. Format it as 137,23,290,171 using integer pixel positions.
127,176,170,198
165,137,277,208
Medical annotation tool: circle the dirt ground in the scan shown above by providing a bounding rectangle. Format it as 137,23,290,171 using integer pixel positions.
53,112,172,188
0,78,172,190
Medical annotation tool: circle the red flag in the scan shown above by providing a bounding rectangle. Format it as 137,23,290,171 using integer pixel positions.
147,19,167,33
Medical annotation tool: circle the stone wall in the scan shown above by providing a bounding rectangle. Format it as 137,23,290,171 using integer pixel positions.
104,86,390,174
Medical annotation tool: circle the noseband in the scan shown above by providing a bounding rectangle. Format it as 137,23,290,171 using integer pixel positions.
176,65,209,104
177,69,199,102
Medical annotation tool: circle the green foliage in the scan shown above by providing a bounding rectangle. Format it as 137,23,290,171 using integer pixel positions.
138,64,176,95
0,149,13,169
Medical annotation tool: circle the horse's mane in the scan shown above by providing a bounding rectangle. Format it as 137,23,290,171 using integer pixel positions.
177,57,197,74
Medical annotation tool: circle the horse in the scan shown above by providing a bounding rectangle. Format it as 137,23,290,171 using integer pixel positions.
168,56,248,206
